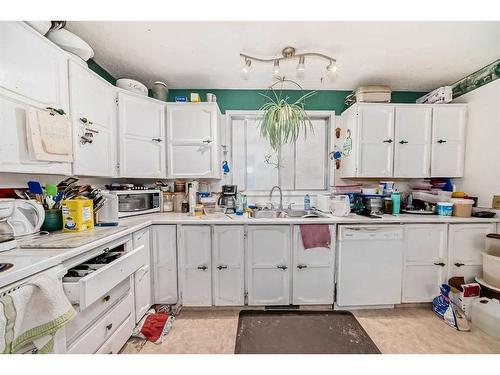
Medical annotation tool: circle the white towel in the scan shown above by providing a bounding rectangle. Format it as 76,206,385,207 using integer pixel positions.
0,274,76,354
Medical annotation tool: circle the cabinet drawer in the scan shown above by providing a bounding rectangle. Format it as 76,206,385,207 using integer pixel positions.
67,291,133,354
65,278,131,344
63,243,147,310
95,313,135,354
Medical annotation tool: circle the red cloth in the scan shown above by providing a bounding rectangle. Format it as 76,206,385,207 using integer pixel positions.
299,224,331,249
140,313,169,343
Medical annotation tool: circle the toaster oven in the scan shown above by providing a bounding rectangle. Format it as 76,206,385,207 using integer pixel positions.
108,190,160,218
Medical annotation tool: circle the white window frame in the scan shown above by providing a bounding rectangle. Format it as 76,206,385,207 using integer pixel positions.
225,110,335,195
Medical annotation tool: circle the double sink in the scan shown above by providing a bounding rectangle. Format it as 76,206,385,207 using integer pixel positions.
251,209,329,219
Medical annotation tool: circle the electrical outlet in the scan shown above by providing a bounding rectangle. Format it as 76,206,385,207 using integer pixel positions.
492,195,500,209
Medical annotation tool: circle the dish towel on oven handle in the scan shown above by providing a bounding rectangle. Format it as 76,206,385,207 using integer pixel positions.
0,274,76,354
299,224,331,249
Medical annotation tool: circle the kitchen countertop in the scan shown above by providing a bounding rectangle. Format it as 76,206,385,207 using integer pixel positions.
0,212,497,289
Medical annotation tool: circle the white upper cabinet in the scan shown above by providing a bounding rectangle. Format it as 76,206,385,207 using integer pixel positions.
431,106,467,177
394,106,432,177
357,105,394,177
118,92,166,178
0,22,69,112
340,103,467,178
166,103,220,179
69,61,117,177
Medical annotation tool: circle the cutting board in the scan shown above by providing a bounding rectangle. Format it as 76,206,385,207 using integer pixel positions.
19,226,128,249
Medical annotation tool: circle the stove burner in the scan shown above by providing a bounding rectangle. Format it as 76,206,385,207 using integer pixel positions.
0,263,13,272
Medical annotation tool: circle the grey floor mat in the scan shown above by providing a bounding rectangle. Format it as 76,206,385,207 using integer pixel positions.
235,310,381,354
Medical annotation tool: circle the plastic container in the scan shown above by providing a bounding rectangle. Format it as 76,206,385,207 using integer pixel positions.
194,204,204,217
391,192,401,215
437,202,454,216
482,248,500,289
451,198,474,217
304,194,311,210
61,197,94,232
162,191,174,212
471,298,500,340
41,209,63,232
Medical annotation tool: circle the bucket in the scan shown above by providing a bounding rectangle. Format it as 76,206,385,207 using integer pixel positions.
482,248,500,289
437,202,453,216
450,198,474,217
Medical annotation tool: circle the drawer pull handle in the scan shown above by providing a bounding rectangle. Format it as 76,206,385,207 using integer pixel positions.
202,139,212,144
197,265,208,271
399,140,408,144
383,139,393,143
103,247,110,253
454,262,465,267
437,139,447,144
106,323,113,331
276,265,288,270
103,295,111,302
433,262,445,267
297,264,307,270
152,138,163,143
217,265,228,270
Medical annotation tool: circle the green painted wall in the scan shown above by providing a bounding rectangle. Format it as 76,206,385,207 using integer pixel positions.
87,60,425,114
168,89,425,114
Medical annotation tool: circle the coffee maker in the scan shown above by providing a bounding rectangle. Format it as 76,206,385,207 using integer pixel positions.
218,185,237,213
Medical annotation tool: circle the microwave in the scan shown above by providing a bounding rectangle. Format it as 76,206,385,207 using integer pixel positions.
109,190,161,218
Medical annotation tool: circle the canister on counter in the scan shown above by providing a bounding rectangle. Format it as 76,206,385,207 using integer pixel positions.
383,197,393,215
61,197,94,232
173,192,184,213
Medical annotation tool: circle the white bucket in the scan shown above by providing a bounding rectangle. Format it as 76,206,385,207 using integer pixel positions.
482,248,500,289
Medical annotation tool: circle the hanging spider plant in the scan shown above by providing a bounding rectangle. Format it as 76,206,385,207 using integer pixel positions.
258,77,316,168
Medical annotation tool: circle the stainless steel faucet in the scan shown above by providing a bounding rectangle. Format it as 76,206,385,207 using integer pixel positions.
269,185,283,211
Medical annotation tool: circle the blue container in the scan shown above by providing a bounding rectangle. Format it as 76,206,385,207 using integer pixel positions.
437,202,453,216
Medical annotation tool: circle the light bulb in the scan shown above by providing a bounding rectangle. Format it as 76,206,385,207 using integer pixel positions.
296,56,305,78
273,60,280,75
242,58,251,79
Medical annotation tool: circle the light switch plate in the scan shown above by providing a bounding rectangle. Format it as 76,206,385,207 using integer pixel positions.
492,195,500,209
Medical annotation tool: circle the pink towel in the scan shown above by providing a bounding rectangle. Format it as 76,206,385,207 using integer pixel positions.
299,224,331,249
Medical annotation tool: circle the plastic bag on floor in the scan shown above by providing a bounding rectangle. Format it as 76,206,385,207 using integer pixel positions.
432,284,470,331
132,309,174,344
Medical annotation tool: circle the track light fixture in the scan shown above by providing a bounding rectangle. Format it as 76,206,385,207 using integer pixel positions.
240,46,337,82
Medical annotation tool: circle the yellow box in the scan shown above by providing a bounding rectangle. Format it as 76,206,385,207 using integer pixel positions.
62,197,94,232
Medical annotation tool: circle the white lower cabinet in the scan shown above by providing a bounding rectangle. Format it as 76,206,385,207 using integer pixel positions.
212,226,245,306
402,224,448,303
292,225,335,305
448,223,496,282
178,225,212,306
132,228,152,323
247,226,291,306
151,225,178,304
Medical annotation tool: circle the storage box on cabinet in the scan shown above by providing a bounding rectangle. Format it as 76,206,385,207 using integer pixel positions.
292,225,335,305
246,225,292,306
62,236,147,310
402,224,448,303
151,225,178,304
178,225,212,306
166,103,221,179
69,61,117,177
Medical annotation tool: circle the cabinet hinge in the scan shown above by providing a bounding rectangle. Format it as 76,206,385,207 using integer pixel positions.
115,98,119,106
244,291,248,297
115,163,120,171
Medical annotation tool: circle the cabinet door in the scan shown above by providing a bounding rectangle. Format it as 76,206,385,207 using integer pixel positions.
166,104,219,178
69,61,117,177
0,94,72,175
0,22,69,111
247,226,291,306
431,106,467,177
179,226,212,306
292,225,335,305
118,92,166,178
448,223,495,282
403,224,447,302
151,225,178,304
394,106,432,177
212,226,245,306
357,105,394,177
133,228,152,322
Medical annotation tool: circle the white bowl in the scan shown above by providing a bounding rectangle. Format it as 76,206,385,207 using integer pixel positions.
116,78,148,96
25,21,51,35
46,29,94,61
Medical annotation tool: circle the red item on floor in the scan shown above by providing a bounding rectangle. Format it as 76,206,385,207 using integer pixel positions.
299,224,331,249
140,313,170,343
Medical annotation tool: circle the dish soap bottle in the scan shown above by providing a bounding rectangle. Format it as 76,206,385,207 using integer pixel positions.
235,193,244,216
304,194,311,210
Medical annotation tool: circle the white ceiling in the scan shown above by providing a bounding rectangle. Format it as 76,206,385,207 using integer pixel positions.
66,21,500,91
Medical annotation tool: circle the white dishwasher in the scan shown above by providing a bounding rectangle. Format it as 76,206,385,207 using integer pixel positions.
336,225,404,308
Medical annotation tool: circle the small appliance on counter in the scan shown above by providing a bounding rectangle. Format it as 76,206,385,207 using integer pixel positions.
218,185,237,214
95,191,119,226
108,189,160,218
8,199,45,237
